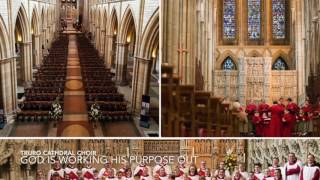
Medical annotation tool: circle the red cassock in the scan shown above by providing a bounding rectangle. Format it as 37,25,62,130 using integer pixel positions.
282,113,295,137
287,103,299,115
302,104,312,121
252,115,263,136
246,104,257,116
258,103,270,115
267,104,284,137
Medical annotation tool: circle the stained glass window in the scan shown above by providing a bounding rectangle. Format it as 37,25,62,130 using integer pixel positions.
248,0,261,39
272,57,288,70
223,0,236,39
272,0,286,39
222,57,236,70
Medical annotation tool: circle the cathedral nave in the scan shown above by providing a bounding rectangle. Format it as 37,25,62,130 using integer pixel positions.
0,0,159,137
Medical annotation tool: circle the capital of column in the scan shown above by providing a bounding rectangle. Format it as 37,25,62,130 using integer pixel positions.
116,42,129,46
0,57,15,64
101,29,106,32
106,34,115,38
135,56,151,64
33,34,41,37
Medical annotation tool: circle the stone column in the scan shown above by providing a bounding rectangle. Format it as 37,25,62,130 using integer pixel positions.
0,57,17,122
131,57,152,112
104,34,114,68
22,42,33,83
99,29,106,57
263,57,272,104
115,42,129,85
9,156,15,180
33,34,41,67
95,27,100,49
238,57,247,105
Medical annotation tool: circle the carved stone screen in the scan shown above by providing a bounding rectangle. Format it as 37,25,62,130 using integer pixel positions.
245,57,268,103
213,57,297,105
213,70,239,101
271,71,297,101
143,140,180,156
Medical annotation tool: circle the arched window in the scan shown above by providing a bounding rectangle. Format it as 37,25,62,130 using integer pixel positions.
248,0,261,39
272,57,288,70
223,0,236,39
272,0,286,39
222,57,236,70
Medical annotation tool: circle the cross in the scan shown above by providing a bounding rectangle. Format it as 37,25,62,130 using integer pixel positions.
177,43,188,83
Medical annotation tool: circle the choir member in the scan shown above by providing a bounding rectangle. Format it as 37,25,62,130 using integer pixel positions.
253,163,264,180
262,169,273,180
232,170,245,180
268,101,285,137
284,153,302,180
252,111,263,137
37,170,45,180
238,163,249,179
214,162,231,177
273,169,282,180
153,160,172,177
286,98,299,115
158,167,169,180
64,160,79,180
133,162,149,177
246,99,257,132
282,109,296,137
81,162,96,180
258,99,270,116
188,164,200,180
268,157,283,177
213,169,230,180
48,160,65,180
300,154,320,180
173,165,184,179
116,171,125,180
198,161,207,177
204,168,212,180
178,158,188,174
98,161,117,179
140,167,152,180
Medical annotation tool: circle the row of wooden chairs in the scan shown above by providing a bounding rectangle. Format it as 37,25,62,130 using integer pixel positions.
161,63,241,137
16,34,69,122
76,35,131,119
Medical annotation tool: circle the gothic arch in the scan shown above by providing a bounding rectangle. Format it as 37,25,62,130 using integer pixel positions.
247,50,263,57
272,57,289,70
15,4,31,43
139,9,159,59
31,8,40,35
118,7,137,43
102,9,108,30
108,8,118,35
272,50,291,69
216,51,238,70
0,15,10,59
221,56,237,70
95,8,101,27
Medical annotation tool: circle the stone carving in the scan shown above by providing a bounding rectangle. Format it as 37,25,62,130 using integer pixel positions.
213,56,297,105
247,140,320,170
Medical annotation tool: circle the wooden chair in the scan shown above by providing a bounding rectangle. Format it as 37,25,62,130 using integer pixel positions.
175,85,195,137
194,91,211,137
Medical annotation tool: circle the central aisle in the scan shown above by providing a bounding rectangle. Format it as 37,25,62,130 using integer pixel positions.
57,35,93,136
